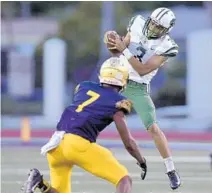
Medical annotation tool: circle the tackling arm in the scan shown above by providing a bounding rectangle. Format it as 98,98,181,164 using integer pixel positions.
113,111,145,164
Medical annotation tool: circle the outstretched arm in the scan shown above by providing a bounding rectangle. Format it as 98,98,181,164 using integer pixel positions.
113,111,145,164
113,111,147,180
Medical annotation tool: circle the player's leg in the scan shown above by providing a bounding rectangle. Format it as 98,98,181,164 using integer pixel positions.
116,176,132,193
63,134,132,193
46,141,73,193
22,138,72,193
80,143,132,193
123,82,172,160
147,122,182,190
123,81,180,189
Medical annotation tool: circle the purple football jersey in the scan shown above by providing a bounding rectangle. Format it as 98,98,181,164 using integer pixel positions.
57,81,127,142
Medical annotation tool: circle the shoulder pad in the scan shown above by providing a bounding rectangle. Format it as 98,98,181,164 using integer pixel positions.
116,99,133,114
127,15,145,32
154,36,179,57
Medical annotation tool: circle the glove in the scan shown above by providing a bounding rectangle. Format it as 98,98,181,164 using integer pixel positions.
137,158,147,180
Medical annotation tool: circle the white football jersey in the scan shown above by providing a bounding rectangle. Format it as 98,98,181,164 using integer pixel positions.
124,15,179,84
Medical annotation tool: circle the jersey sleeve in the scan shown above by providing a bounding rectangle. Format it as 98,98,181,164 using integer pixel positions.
154,36,179,57
115,99,133,114
127,15,145,42
74,81,90,94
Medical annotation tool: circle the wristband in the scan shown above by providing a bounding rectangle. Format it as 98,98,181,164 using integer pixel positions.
122,48,133,60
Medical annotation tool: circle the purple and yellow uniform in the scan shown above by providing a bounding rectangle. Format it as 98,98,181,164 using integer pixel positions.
57,81,129,142
47,81,132,193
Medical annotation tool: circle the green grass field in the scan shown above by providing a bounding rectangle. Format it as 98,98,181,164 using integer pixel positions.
1,147,212,193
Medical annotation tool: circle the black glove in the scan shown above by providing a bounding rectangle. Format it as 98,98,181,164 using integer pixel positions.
137,158,147,180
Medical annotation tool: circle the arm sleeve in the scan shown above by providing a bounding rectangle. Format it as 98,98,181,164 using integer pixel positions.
154,36,179,57
127,15,145,43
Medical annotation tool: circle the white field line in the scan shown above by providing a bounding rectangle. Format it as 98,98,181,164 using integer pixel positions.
2,155,211,163
1,169,212,181
1,168,212,176
1,170,84,176
1,177,212,185
116,155,211,163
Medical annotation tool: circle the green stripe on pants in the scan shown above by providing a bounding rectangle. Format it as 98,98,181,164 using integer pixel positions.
122,81,157,129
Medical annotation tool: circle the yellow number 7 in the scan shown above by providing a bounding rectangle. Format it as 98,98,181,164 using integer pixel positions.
75,90,100,112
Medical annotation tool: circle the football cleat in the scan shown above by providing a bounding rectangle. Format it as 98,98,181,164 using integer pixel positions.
167,170,181,190
21,168,43,193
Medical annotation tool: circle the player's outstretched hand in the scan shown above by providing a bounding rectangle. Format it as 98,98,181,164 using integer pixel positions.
137,158,147,180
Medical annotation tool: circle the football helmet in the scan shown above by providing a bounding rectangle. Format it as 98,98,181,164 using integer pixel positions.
99,57,129,89
143,7,176,39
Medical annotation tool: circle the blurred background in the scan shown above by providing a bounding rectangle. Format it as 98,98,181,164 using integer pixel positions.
1,1,212,141
1,2,212,193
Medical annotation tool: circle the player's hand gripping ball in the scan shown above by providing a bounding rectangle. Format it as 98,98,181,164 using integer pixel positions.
104,31,121,54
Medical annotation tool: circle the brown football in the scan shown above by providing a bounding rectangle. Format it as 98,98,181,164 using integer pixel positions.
104,31,120,54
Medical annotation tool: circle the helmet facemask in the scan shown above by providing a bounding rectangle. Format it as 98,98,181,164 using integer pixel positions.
144,15,176,39
144,18,169,39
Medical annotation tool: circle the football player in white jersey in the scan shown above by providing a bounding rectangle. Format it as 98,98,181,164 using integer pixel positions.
104,7,181,190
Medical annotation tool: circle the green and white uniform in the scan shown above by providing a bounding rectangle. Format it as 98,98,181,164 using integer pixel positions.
122,15,179,129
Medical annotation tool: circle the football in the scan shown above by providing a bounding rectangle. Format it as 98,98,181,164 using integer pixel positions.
104,31,120,54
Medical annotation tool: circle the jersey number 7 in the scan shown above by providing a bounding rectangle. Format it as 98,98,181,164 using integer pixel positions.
75,90,100,112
